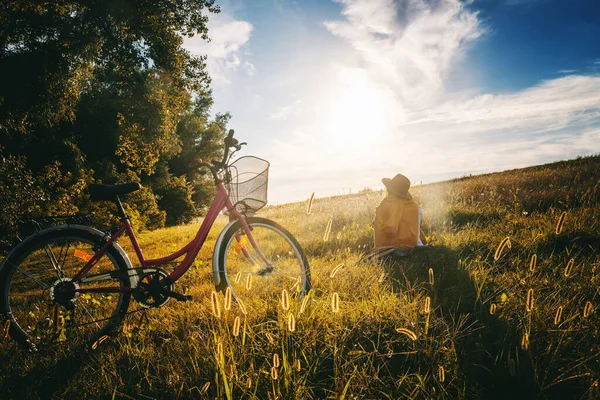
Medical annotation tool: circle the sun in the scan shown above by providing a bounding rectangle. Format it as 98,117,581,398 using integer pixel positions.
326,70,396,154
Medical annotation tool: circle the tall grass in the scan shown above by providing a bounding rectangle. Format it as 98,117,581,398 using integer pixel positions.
0,155,599,399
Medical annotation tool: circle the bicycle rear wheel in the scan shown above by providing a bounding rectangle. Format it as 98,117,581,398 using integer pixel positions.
214,217,310,311
0,226,132,349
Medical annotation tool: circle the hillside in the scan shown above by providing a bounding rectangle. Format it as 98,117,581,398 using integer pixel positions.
1,155,599,399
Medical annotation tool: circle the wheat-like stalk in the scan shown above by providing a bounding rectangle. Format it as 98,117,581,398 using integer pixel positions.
232,316,241,337
490,303,497,315
300,295,310,314
330,263,344,278
555,211,567,234
438,365,445,383
246,273,253,291
323,219,333,242
494,237,511,260
428,268,435,285
395,327,418,341
583,301,593,318
521,332,530,350
224,287,232,311
271,366,278,380
331,292,340,313
287,313,296,332
554,306,563,325
91,334,109,350
281,289,290,311
423,296,431,314
211,291,222,319
201,382,210,393
273,353,280,367
529,254,537,272
564,258,575,277
526,288,534,312
306,192,315,215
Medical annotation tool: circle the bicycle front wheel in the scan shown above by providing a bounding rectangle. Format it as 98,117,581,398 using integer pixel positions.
0,226,132,349
214,217,310,311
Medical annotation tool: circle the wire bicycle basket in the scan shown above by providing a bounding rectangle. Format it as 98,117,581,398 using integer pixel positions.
223,156,270,215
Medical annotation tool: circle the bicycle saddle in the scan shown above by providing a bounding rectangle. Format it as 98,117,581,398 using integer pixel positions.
88,182,141,201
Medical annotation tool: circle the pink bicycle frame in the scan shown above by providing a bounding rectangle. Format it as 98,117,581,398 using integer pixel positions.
72,183,270,292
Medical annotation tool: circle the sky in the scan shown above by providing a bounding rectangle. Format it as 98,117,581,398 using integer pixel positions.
183,0,600,204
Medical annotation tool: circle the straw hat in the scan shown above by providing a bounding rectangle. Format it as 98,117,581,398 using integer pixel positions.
382,174,412,200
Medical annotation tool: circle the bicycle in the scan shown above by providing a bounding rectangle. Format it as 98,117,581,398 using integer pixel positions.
0,129,311,350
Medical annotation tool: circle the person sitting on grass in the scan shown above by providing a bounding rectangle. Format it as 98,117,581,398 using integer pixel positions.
371,173,427,258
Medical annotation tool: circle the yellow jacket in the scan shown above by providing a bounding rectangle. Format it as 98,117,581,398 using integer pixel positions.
374,195,426,249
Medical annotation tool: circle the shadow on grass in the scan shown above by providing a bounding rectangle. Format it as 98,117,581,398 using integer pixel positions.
0,343,96,399
379,245,539,399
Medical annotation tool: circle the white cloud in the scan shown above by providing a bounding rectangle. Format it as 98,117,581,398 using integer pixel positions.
269,100,301,120
183,13,254,85
262,0,600,203
324,0,484,108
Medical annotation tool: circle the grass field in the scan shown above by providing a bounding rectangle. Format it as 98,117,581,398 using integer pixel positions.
1,155,599,399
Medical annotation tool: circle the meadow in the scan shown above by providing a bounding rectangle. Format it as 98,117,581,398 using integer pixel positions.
1,155,599,399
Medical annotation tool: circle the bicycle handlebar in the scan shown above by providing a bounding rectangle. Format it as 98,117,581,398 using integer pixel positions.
196,128,246,183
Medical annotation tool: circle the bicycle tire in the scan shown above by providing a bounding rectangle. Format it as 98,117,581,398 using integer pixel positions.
214,217,310,310
0,225,133,349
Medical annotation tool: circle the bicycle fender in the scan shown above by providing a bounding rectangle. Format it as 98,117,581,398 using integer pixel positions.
0,224,137,287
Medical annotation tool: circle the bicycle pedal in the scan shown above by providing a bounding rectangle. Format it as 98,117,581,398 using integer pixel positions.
166,290,193,302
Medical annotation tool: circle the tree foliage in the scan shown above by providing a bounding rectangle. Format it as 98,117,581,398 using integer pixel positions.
0,0,229,249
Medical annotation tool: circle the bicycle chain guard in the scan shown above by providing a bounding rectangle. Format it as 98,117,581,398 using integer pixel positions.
133,268,174,308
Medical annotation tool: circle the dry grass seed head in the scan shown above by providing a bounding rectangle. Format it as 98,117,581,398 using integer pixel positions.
232,316,241,337
438,366,445,383
323,219,333,242
330,263,344,278
526,288,535,312
224,287,232,311
299,295,310,314
246,377,252,389
529,254,537,272
583,301,593,318
211,291,222,319
237,299,248,315
234,271,242,284
554,306,563,325
395,327,418,341
201,382,210,393
490,303,497,315
564,258,575,277
271,366,278,380
428,268,435,285
246,273,253,291
331,292,340,313
273,353,280,367
423,296,431,314
91,335,109,350
306,192,315,215
555,211,567,234
494,237,511,260
295,359,301,372
287,313,296,332
281,289,290,311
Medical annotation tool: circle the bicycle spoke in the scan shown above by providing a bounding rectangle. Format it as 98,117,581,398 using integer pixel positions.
15,266,52,290
42,243,65,280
